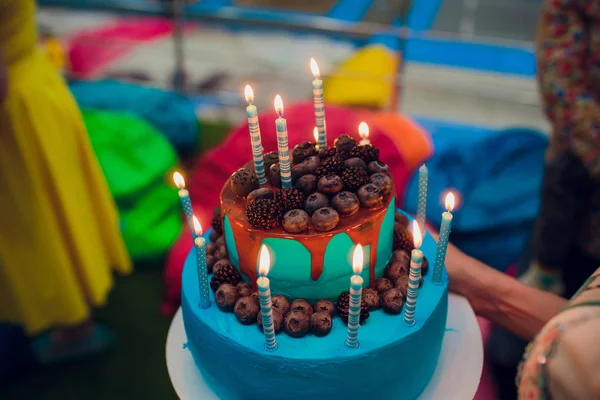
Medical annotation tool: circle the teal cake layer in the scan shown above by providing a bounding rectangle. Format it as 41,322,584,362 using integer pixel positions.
181,219,449,400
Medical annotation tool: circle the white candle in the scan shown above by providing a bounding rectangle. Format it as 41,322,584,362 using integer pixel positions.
433,192,455,284
244,85,267,185
274,95,292,189
310,58,327,149
257,245,278,351
345,244,364,349
193,216,211,309
403,220,423,326
173,171,196,240
358,121,370,145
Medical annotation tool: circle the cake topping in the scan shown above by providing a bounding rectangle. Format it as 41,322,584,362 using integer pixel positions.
310,312,333,337
268,163,282,188
292,141,318,164
315,156,344,178
394,275,409,297
381,288,404,314
206,255,216,273
206,242,217,255
334,134,357,153
210,263,242,292
282,209,310,233
213,259,232,275
370,172,393,196
391,249,411,266
215,235,225,247
304,192,329,216
271,294,291,316
317,174,344,196
340,167,369,192
313,299,335,317
295,174,317,195
209,229,220,242
262,151,279,173
236,281,253,297
215,283,239,312
374,277,394,293
283,310,311,338
234,295,260,325
394,212,410,228
278,187,306,213
247,187,275,203
350,144,379,163
231,167,260,198
393,226,415,253
311,207,340,231
257,309,283,334
318,146,336,160
368,160,390,175
213,246,228,261
302,156,321,174
291,163,312,183
331,191,360,217
290,298,313,316
384,259,410,282
211,207,223,235
245,198,284,230
344,157,367,171
336,292,370,324
357,183,383,208
421,256,430,276
362,288,381,311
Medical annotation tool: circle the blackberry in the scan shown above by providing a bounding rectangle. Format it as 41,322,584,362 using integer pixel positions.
318,146,336,160
340,167,369,192
210,264,242,292
245,198,284,230
334,134,357,153
336,292,370,324
315,156,344,178
350,144,380,163
211,207,223,235
393,227,415,253
277,187,306,213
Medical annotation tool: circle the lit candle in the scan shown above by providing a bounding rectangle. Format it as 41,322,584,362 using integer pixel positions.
257,245,278,351
433,192,455,284
416,163,428,235
313,127,319,150
358,121,370,145
403,221,423,326
173,171,197,239
193,216,211,309
274,95,292,189
244,85,267,185
310,58,327,149
345,244,364,349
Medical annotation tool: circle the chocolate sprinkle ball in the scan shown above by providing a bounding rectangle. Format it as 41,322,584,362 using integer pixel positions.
284,310,311,338
391,249,411,265
381,288,404,314
209,230,220,242
231,167,259,198
314,299,335,317
236,281,253,297
384,259,409,282
213,259,232,275
211,208,223,235
334,134,357,153
214,246,227,260
362,288,381,311
394,212,410,228
336,292,370,324
395,275,423,297
234,296,260,324
271,295,291,316
215,235,225,247
206,242,217,255
292,141,318,164
290,298,313,316
310,312,333,337
393,227,415,253
215,283,239,312
257,309,283,334
263,151,279,173
374,277,393,293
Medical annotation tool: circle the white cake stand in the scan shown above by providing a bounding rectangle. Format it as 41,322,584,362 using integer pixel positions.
166,293,483,400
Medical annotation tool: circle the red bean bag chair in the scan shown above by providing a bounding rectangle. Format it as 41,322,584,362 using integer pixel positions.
161,102,432,315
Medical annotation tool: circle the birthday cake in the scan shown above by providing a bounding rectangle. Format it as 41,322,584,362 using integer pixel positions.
181,128,449,400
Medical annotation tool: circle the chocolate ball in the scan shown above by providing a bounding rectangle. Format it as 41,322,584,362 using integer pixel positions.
234,296,260,325
395,212,410,228
422,256,429,276
206,242,217,255
263,151,279,173
314,299,335,317
310,311,333,337
231,167,259,198
214,246,227,260
213,259,232,275
292,141,318,164
362,288,381,311
284,310,311,338
391,249,411,265
236,281,253,297
248,187,275,203
269,163,282,188
334,134,357,153
374,277,393,293
290,298,313,316
257,309,283,334
215,283,239,312
382,288,404,314
271,295,291,316
394,275,409,297
215,235,225,247
206,255,217,273
209,230,220,242
384,259,409,282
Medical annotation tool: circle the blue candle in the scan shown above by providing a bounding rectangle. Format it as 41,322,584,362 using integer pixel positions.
403,221,423,327
310,58,327,149
345,245,364,349
433,192,455,284
274,95,292,189
173,171,197,240
193,216,211,309
257,245,277,351
244,85,267,185
416,164,428,235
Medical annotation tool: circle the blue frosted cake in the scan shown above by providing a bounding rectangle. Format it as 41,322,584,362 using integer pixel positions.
181,135,449,400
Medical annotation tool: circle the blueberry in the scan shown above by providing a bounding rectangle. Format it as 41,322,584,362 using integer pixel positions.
231,168,259,198
317,174,344,196
357,183,383,208
345,157,367,171
331,191,360,217
370,172,393,196
282,209,310,233
368,160,390,175
304,192,329,216
303,156,321,174
291,163,312,183
292,141,318,164
296,174,317,195
311,207,340,231
269,163,282,188
247,188,274,203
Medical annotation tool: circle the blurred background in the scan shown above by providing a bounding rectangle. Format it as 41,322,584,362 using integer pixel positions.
1,0,547,399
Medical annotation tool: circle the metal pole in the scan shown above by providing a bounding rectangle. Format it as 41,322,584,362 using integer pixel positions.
171,0,187,93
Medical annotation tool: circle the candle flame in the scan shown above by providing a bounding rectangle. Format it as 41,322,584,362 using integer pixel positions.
313,127,319,143
352,244,364,275
258,244,271,276
412,220,422,249
173,171,185,189
274,94,284,117
358,121,369,140
445,192,455,212
244,85,254,104
192,216,203,236
310,57,320,78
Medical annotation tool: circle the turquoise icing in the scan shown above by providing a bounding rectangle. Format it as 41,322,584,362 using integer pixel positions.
223,198,396,302
182,212,449,400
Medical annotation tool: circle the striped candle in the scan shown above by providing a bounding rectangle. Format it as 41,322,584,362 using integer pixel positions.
244,85,267,185
173,171,197,240
274,95,292,188
433,192,455,284
257,245,278,351
416,164,428,234
404,221,423,327
345,245,364,349
310,58,327,149
193,216,211,309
